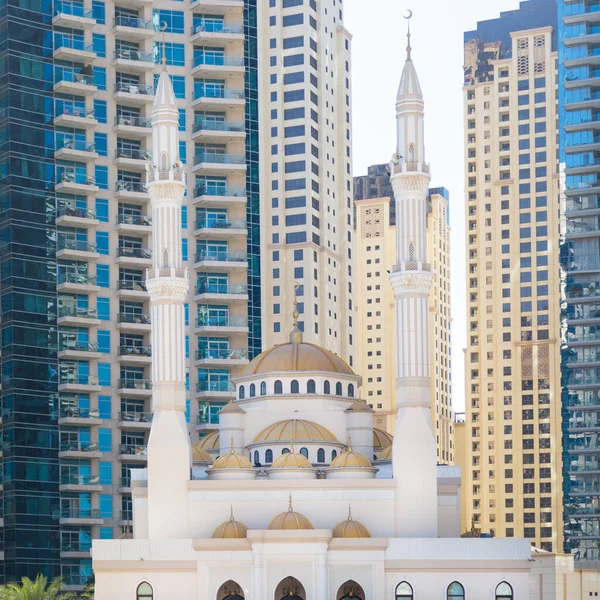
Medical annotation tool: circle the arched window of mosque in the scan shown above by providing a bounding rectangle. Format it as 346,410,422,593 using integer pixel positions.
249,383,256,397
307,379,316,394
395,581,414,600
291,380,299,394
265,449,273,463
274,380,283,394
447,582,465,600
282,448,290,455
136,582,153,600
239,385,245,400
332,450,337,460
495,582,513,600
348,383,355,398
260,381,267,395
253,450,259,465
300,447,309,459
317,448,325,463
408,143,415,164
335,382,342,396
324,380,331,395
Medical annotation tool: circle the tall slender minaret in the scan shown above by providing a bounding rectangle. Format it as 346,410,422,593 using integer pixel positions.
145,66,191,539
389,20,438,537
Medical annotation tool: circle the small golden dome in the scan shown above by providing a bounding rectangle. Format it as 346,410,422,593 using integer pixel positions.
192,443,214,463
197,430,220,451
271,445,312,468
377,445,392,461
373,428,393,449
219,400,245,414
253,419,338,443
212,506,248,539
347,400,373,412
332,506,371,538
268,495,313,530
212,439,253,469
331,439,372,468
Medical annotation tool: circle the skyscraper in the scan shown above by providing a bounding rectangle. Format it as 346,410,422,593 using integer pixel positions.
460,0,562,552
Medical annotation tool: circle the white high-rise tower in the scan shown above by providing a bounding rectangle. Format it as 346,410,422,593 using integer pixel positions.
144,67,191,540
389,25,438,537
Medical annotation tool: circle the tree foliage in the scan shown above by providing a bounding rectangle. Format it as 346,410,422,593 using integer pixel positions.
0,575,74,600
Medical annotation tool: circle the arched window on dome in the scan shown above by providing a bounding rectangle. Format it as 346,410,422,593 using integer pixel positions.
265,449,273,463
136,582,153,600
239,385,245,400
348,383,355,398
260,381,267,395
291,380,299,394
335,382,343,396
395,581,413,600
307,379,316,394
447,582,465,600
317,448,325,463
249,383,256,397
324,380,331,395
253,450,259,466
282,448,290,455
332,450,337,460
495,582,513,600
274,380,283,394
300,447,309,459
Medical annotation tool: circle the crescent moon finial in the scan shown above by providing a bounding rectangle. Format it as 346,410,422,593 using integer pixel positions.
159,21,168,68
403,9,413,59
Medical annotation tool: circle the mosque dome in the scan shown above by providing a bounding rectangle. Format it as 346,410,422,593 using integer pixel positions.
212,441,253,469
331,441,372,468
253,419,338,444
197,430,220,452
212,508,248,539
332,507,371,538
347,400,373,412
377,445,392,461
373,428,393,450
192,443,214,464
271,449,313,468
268,497,313,530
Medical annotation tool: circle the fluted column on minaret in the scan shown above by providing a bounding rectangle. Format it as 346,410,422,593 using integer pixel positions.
390,23,438,538
144,67,190,540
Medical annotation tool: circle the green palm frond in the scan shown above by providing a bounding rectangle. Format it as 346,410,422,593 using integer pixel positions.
0,575,75,600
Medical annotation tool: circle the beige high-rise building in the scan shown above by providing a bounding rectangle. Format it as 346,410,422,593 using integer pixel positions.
257,0,355,366
354,187,454,464
460,9,562,552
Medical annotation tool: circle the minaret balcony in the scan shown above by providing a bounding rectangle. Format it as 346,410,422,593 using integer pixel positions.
195,380,235,400
116,214,152,233
118,443,148,461
115,247,152,267
118,411,153,429
391,261,432,274
113,82,155,106
54,106,98,128
53,72,97,96
193,250,247,272
55,172,100,196
191,22,244,45
191,88,245,110
56,205,99,228
58,307,101,327
57,342,102,360
59,474,103,493
195,315,248,334
192,119,245,143
116,280,149,299
390,161,430,176
56,240,100,261
190,0,244,15
115,148,151,171
117,345,152,365
112,16,154,41
53,37,96,64
117,378,152,396
191,56,245,78
53,1,95,29
58,407,102,427
192,184,247,208
114,181,149,202
192,152,246,175
114,116,152,139
58,442,103,460
193,218,247,239
194,282,248,303
57,273,100,294
112,49,155,73
56,508,104,526
194,347,248,367
117,312,151,332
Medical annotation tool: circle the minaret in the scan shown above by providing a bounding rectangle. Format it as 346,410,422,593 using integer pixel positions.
144,64,190,539
389,19,438,537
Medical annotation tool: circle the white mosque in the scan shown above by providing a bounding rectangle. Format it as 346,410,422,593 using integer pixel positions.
92,33,598,600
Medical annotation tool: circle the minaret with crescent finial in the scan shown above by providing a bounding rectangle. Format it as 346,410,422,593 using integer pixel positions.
389,12,438,538
144,62,191,540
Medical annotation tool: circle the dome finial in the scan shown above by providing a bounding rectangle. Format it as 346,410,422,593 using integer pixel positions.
348,504,353,521
159,21,168,70
289,282,303,343
403,10,413,60
288,493,294,512
230,504,235,521
347,436,353,451
229,435,235,453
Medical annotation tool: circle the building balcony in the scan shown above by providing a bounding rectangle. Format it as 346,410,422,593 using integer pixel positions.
58,407,102,426
59,474,102,493
55,172,99,195
117,312,151,331
117,345,152,364
53,72,97,95
563,7,600,26
117,378,152,396
115,148,152,170
191,55,245,78
54,106,98,128
194,218,246,239
195,347,248,367
53,1,95,28
56,508,103,526
113,82,155,106
114,115,152,139
195,282,248,302
191,118,245,142
112,49,155,73
190,0,244,14
118,411,152,429
54,139,98,162
114,181,148,203
57,342,102,360
62,574,93,592
53,37,96,63
119,443,148,461
192,152,246,175
193,250,247,271
113,0,152,8
119,510,133,525
112,16,154,41
57,306,100,327
195,315,248,334
192,184,246,207
58,375,102,394
56,239,99,261
56,205,99,228
60,542,92,559
115,247,152,267
58,442,102,460
57,272,100,294
195,380,234,400
191,88,244,110
116,280,149,299
191,22,244,45
195,411,220,432
118,477,132,493
116,214,152,233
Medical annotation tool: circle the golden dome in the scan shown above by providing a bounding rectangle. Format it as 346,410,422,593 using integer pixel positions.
331,439,372,468
242,341,354,376
212,507,248,539
271,446,313,468
197,430,220,451
373,428,393,449
253,419,338,443
332,506,371,538
192,443,214,463
347,400,372,412
268,496,313,530
212,439,253,469
377,445,392,461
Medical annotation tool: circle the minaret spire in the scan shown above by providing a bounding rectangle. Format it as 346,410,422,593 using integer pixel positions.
405,9,412,60
389,16,438,538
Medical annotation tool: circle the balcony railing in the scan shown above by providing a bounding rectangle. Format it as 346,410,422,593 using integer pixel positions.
118,312,151,324
193,119,245,134
59,441,100,453
117,280,148,292
55,1,93,18
192,22,243,35
58,306,98,319
56,139,96,153
55,106,95,119
60,474,100,486
61,541,92,553
56,508,102,519
57,239,97,253
194,184,245,198
59,407,100,419
54,71,95,86
61,573,94,586
113,49,153,62
118,378,152,390
119,477,132,488
58,272,97,286
120,411,152,423
567,198,600,212
113,16,153,29
196,380,233,393
196,282,248,295
193,88,244,101
196,315,247,328
115,116,151,128
120,443,147,456
194,152,245,165
118,345,152,357
117,247,152,259
58,374,100,386
58,341,100,353
195,218,246,230
58,171,96,186
196,347,247,360
118,214,151,226
195,250,247,263
116,180,147,193
57,205,97,220
115,82,154,96
54,35,94,52
197,412,220,425
116,148,152,160
193,55,244,68
120,509,133,521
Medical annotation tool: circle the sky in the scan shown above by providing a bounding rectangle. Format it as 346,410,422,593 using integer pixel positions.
345,0,524,413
